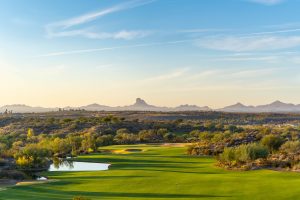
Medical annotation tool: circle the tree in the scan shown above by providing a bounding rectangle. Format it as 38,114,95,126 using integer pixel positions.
27,128,35,139
68,135,82,156
164,133,176,142
138,130,163,143
114,131,138,144
81,132,96,153
0,143,8,157
15,143,51,169
51,138,72,156
96,135,114,147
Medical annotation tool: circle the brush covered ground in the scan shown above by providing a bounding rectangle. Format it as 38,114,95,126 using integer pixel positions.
1,144,300,200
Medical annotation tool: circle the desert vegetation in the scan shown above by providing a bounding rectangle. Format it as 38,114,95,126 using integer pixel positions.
1,111,300,199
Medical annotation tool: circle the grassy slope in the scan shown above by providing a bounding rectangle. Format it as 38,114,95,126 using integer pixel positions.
1,144,300,200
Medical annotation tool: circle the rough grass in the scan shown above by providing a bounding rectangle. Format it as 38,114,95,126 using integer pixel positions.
1,144,300,200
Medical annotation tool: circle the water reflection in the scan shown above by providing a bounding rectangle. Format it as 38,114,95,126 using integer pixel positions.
49,158,110,172
52,157,74,169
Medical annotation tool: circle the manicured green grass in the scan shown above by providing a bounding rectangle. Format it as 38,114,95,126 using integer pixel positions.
1,144,300,200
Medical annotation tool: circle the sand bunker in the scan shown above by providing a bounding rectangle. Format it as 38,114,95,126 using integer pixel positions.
100,148,144,154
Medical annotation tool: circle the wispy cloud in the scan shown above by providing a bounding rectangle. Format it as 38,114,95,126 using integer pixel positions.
35,39,196,57
197,35,300,52
188,70,222,79
242,28,300,36
188,67,281,80
177,29,227,33
213,55,278,62
143,68,189,82
229,67,280,77
45,0,155,40
247,0,285,5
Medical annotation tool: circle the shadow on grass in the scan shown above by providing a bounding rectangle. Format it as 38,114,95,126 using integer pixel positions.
13,186,231,199
48,175,153,180
139,169,225,174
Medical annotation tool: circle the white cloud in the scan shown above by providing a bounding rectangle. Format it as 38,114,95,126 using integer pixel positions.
45,0,155,40
247,0,285,5
47,28,152,40
197,35,300,52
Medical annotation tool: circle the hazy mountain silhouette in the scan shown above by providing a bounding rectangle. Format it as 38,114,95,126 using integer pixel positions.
218,103,255,112
2,99,300,113
0,104,57,113
121,98,160,111
80,103,114,111
174,104,211,111
219,101,300,113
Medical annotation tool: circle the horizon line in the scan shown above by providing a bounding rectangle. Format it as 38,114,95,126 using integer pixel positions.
0,99,299,110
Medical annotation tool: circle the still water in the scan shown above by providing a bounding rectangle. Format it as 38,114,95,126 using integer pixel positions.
49,159,110,172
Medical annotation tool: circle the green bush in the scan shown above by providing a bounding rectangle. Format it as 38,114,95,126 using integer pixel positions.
248,143,269,160
187,142,224,156
261,135,284,153
219,143,268,165
219,147,236,162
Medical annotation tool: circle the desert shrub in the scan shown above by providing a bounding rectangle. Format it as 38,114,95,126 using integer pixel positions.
96,135,114,147
163,132,176,142
189,130,200,137
114,132,138,144
187,142,224,156
227,125,243,133
0,170,28,180
248,143,269,160
280,141,300,154
261,135,284,153
211,133,225,143
199,132,213,141
219,147,236,163
0,158,7,166
138,130,164,143
219,143,268,165
268,141,300,169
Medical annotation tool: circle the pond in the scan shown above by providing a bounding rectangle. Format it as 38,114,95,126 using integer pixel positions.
49,160,110,172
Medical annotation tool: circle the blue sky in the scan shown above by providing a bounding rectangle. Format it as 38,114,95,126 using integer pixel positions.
1,0,300,108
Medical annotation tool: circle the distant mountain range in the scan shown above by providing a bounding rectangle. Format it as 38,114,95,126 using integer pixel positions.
1,99,300,113
218,101,300,113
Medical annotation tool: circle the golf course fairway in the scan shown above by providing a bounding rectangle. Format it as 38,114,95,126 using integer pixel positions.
1,144,300,200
